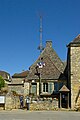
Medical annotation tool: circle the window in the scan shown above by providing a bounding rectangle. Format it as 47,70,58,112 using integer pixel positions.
43,83,48,92
31,83,37,95
48,83,53,93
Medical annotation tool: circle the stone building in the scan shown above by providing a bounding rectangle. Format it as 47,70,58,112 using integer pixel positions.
24,41,70,108
26,41,66,96
67,34,80,109
8,70,29,95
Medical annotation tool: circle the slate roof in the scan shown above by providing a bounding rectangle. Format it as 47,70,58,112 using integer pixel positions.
27,41,66,81
12,70,29,78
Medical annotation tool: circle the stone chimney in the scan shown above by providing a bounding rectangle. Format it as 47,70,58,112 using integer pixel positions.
46,41,52,48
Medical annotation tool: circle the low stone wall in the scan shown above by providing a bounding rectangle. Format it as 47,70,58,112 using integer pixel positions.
29,97,58,111
30,101,58,111
0,93,59,110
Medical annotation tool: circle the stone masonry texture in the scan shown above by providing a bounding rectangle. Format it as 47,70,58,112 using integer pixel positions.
70,47,80,108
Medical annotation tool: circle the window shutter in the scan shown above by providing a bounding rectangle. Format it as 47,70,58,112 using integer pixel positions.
48,83,53,93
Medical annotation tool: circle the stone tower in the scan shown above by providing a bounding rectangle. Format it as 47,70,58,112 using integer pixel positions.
67,35,80,109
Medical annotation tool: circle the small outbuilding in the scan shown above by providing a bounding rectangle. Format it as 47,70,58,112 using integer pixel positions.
59,85,70,108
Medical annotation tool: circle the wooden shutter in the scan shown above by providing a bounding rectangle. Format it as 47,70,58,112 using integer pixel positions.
48,83,53,93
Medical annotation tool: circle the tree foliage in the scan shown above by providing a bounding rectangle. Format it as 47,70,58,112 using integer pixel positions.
0,75,5,90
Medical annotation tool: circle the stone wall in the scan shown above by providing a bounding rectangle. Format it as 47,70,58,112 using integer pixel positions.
70,47,80,109
8,86,24,95
8,78,24,95
24,83,29,96
0,93,58,110
5,92,20,110
30,98,58,110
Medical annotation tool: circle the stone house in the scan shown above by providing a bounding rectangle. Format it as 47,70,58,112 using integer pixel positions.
25,41,69,108
8,70,29,95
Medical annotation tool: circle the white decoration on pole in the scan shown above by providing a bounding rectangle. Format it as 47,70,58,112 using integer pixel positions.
37,62,45,68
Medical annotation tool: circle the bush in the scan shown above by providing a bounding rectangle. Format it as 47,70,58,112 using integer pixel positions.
0,75,5,90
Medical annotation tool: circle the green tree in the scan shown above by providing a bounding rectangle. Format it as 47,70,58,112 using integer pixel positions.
0,75,5,90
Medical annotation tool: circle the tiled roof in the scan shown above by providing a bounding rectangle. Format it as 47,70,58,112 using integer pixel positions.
30,41,65,72
27,55,62,80
27,41,66,81
12,70,29,78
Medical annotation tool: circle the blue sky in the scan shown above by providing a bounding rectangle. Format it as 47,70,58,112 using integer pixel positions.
0,0,80,75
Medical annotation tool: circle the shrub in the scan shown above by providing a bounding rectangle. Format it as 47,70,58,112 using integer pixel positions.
0,75,5,90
